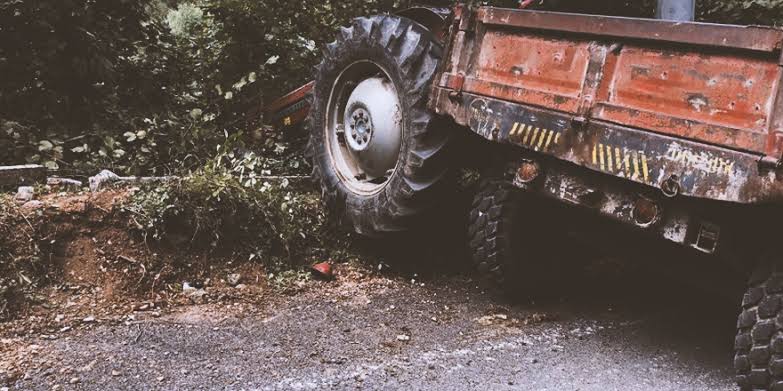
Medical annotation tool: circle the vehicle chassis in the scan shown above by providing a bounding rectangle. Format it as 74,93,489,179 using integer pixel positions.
429,5,783,268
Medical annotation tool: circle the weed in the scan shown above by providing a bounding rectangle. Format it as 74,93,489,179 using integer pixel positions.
124,138,350,273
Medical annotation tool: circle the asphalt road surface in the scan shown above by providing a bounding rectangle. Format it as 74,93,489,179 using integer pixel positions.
8,264,738,391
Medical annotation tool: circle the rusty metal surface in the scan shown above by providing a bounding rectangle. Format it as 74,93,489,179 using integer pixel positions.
432,88,783,204
511,154,701,252
593,46,779,154
477,7,783,53
434,5,783,204
442,7,783,157
467,32,592,113
261,81,314,128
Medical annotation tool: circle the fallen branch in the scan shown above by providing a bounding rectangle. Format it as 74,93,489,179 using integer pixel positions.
89,170,175,192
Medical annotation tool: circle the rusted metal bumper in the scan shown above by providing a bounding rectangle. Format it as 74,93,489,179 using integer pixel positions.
433,88,783,204
509,153,724,254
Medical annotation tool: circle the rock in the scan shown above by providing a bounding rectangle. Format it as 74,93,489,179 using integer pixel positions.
69,377,80,384
187,289,208,304
311,262,334,280
47,177,83,191
234,284,247,290
82,316,96,323
14,186,34,202
396,334,411,342
226,273,242,287
476,313,509,326
89,170,120,192
89,169,174,192
52,385,62,391
21,200,44,209
111,370,121,377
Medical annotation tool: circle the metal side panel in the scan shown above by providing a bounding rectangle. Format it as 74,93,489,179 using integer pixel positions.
593,45,780,154
440,6,783,158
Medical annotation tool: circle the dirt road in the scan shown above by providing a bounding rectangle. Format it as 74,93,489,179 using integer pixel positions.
6,263,737,391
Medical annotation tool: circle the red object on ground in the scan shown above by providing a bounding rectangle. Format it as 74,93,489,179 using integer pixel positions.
311,262,334,280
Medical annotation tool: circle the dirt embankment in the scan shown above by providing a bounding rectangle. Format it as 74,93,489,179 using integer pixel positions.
0,190,275,335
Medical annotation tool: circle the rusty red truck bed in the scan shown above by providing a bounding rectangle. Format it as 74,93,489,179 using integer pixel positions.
431,6,783,204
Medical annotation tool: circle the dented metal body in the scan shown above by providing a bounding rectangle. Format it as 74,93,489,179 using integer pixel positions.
432,6,783,206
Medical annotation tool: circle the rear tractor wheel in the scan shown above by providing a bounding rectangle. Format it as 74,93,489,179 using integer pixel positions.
307,15,453,236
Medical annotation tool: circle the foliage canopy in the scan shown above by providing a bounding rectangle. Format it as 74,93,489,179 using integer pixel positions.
1,0,783,175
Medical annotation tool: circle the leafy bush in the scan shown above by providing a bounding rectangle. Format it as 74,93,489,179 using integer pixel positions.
0,0,406,175
699,0,783,25
124,137,345,271
3,0,783,176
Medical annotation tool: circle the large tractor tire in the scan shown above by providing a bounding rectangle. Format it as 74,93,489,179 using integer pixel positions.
735,259,783,390
307,15,452,236
468,178,562,297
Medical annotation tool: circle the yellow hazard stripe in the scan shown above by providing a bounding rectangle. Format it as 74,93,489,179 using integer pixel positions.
529,128,539,146
536,129,548,150
509,122,519,141
522,126,533,145
544,131,554,151
632,152,640,180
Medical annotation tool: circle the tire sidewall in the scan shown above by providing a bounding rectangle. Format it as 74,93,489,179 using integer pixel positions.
309,16,442,235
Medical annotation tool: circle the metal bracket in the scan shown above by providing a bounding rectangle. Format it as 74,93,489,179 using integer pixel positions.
692,221,720,254
759,155,782,170
458,6,476,32
571,115,589,131
448,73,466,102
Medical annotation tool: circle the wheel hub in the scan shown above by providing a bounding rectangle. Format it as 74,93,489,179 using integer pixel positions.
347,107,373,152
341,76,402,179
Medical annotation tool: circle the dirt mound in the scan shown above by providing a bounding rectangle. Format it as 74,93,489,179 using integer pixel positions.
0,190,274,337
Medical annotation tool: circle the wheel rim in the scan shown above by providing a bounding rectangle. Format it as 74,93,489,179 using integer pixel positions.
325,61,403,195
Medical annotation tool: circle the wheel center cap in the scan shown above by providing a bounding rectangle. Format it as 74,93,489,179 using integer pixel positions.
347,107,373,152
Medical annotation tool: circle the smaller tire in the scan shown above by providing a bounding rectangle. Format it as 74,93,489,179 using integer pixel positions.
735,259,783,391
468,178,561,297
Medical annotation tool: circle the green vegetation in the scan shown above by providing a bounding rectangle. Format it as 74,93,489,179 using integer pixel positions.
4,0,781,176
0,0,407,175
123,137,350,272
